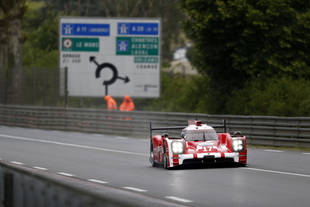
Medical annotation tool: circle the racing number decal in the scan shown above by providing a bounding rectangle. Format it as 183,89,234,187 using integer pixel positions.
197,144,217,152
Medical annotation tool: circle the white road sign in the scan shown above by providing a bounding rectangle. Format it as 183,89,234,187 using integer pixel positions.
59,17,161,97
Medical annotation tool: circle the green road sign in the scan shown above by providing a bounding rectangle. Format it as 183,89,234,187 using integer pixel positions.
62,37,99,52
116,37,159,56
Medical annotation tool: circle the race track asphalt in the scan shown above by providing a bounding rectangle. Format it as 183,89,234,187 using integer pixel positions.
0,126,309,207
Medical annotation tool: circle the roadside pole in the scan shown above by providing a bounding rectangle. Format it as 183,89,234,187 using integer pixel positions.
64,66,68,108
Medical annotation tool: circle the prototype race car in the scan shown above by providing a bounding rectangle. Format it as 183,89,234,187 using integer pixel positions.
149,120,247,169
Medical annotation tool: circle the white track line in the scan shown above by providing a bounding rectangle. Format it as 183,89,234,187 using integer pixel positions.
165,196,193,203
115,136,128,140
33,166,48,171
92,134,104,137
57,172,74,177
88,179,108,184
10,161,24,165
243,168,310,178
0,134,146,157
303,153,310,155
264,149,283,153
122,187,147,192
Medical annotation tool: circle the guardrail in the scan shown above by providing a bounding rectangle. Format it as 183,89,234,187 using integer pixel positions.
0,104,310,148
0,160,187,207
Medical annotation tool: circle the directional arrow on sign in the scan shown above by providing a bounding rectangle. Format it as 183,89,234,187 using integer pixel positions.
89,56,130,95
117,76,130,83
89,56,98,65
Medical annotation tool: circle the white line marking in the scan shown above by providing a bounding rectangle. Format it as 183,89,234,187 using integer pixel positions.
33,166,48,171
303,153,310,155
88,179,108,184
165,196,193,203
10,161,23,165
264,149,283,153
116,136,128,140
244,168,310,178
92,134,103,137
0,134,146,157
57,172,74,177
122,187,147,192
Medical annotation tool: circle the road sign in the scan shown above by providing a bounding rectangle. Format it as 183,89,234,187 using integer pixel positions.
116,37,159,56
117,22,159,35
61,38,99,52
62,23,110,36
59,17,160,97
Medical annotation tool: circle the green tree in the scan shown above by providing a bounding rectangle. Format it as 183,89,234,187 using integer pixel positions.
21,2,60,106
180,0,310,113
0,7,7,103
23,5,59,68
226,77,310,116
0,0,27,104
142,72,210,113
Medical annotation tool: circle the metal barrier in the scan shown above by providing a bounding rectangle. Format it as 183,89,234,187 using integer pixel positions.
0,104,310,148
0,161,187,207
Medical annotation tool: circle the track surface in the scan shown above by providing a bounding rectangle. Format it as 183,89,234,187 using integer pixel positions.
0,126,310,207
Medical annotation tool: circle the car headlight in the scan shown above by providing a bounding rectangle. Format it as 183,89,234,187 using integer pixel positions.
171,141,184,154
232,139,244,152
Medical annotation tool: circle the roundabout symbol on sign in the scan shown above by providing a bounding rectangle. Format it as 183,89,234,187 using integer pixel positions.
89,56,130,95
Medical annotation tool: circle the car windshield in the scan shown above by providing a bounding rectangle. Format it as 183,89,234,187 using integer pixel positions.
184,129,218,141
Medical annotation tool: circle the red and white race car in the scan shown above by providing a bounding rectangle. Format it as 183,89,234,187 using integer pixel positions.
149,120,247,169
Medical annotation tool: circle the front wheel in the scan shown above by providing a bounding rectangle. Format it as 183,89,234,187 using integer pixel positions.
149,144,156,167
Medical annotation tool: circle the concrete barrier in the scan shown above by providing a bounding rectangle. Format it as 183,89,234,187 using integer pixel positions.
0,161,187,207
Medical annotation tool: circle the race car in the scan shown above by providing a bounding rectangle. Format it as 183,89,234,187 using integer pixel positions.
149,120,247,169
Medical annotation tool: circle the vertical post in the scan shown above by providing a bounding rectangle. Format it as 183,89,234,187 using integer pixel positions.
105,85,108,96
44,68,47,106
32,67,35,105
64,67,68,108
224,119,227,133
149,122,152,140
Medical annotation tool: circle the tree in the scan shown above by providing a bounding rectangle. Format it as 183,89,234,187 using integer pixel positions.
23,6,59,68
0,8,7,103
226,76,310,116
0,0,27,104
180,0,310,113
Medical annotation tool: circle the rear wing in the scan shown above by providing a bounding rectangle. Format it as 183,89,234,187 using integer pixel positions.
149,120,227,140
149,124,185,140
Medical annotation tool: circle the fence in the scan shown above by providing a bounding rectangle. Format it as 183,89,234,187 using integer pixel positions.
0,104,310,148
0,67,156,110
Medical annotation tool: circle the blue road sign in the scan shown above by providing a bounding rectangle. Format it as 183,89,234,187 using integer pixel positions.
117,22,159,35
62,23,110,36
